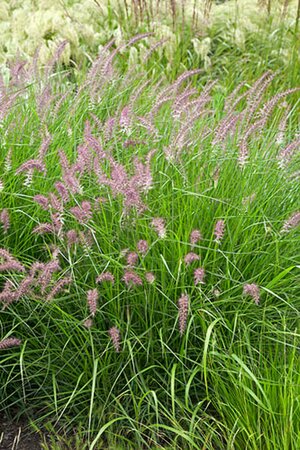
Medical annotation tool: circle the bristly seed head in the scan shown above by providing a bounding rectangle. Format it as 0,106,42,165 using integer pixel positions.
194,267,205,285
184,252,200,266
137,240,149,255
214,220,225,244
109,326,121,352
87,289,98,317
178,293,189,336
96,272,115,284
243,283,260,305
281,212,300,233
126,251,139,267
122,270,143,287
151,217,166,238
0,337,22,350
145,272,155,284
190,229,202,246
0,209,10,233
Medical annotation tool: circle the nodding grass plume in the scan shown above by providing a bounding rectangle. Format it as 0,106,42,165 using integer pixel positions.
0,249,25,272
184,252,200,265
243,283,260,305
0,338,22,350
87,289,98,317
178,293,189,336
214,220,225,244
281,211,300,233
0,209,10,233
108,326,121,352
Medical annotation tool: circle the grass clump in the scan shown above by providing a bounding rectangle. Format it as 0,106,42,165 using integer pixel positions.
0,43,299,449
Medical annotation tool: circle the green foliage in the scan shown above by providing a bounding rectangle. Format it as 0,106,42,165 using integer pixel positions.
0,9,300,449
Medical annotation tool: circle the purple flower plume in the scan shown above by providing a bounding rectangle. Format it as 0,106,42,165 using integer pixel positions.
126,252,139,267
122,270,143,287
66,229,79,247
33,195,49,210
96,272,115,284
281,212,300,233
84,318,93,329
0,249,25,272
184,252,200,266
70,201,92,224
243,283,260,305
137,240,149,255
87,289,98,317
194,268,205,285
151,217,166,238
16,159,46,175
46,276,72,301
108,326,121,352
190,229,202,246
178,293,189,336
0,209,10,233
0,337,22,350
145,272,155,284
214,220,225,244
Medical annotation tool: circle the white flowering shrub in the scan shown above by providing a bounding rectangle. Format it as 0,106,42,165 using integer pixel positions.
0,0,298,72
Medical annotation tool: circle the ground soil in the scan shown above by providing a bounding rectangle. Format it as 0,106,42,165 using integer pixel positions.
0,413,45,450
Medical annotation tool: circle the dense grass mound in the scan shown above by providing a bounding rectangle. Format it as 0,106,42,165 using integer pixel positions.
0,48,299,449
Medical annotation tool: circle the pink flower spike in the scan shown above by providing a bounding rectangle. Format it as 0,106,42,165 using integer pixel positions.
190,229,202,246
66,229,78,247
281,212,300,233
16,159,46,175
0,209,10,233
83,318,93,329
87,289,98,317
0,337,22,350
96,272,115,284
109,326,121,352
214,220,225,244
126,252,139,267
122,270,143,287
178,293,189,336
151,217,166,238
33,195,49,210
0,249,25,273
137,240,149,255
194,267,205,285
145,272,155,284
243,283,260,305
184,252,200,266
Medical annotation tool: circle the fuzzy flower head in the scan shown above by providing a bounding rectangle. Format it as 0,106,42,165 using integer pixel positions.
0,337,22,350
214,220,225,244
137,240,149,255
184,252,200,266
96,272,115,284
243,283,260,305
178,293,189,336
0,209,10,233
0,249,25,273
70,201,92,224
83,318,93,329
87,289,98,317
194,267,205,285
151,217,166,238
122,270,143,287
109,326,121,352
145,272,155,284
190,229,202,246
126,252,139,267
281,212,300,233
66,229,78,247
